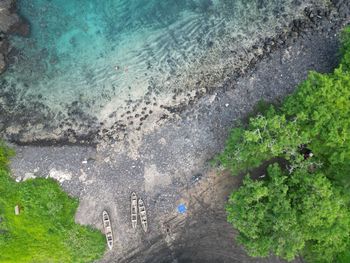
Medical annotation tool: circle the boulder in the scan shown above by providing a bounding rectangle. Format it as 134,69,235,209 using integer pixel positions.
0,53,5,73
0,0,29,74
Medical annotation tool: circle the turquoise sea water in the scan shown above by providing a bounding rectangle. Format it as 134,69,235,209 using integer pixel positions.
1,0,323,141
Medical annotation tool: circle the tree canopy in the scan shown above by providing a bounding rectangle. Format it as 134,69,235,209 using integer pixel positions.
227,164,350,262
218,26,350,262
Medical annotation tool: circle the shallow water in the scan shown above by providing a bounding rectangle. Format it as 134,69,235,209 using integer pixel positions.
1,0,324,141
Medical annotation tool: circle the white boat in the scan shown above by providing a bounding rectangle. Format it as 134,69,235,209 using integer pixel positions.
102,210,113,250
138,198,148,233
131,192,138,229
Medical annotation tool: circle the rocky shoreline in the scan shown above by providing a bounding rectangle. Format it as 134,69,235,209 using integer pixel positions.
0,0,29,73
0,0,344,146
7,0,350,262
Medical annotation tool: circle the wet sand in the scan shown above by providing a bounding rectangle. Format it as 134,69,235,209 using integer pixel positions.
6,1,350,262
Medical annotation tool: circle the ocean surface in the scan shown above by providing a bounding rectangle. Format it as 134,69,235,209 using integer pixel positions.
0,0,323,141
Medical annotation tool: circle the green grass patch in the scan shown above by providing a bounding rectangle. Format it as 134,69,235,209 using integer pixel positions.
0,143,105,263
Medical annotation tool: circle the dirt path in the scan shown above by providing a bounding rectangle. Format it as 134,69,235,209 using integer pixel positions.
8,1,350,262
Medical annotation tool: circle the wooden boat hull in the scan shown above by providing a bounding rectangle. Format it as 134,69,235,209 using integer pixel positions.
131,192,138,229
102,210,113,250
138,198,148,233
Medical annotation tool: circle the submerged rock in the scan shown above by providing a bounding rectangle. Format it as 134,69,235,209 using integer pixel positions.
0,0,29,74
0,53,5,72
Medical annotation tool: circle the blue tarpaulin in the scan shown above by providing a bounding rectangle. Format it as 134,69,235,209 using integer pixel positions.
177,203,187,214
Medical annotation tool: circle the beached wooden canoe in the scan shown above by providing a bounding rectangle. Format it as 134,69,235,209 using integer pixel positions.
138,198,148,233
102,210,113,250
131,192,138,229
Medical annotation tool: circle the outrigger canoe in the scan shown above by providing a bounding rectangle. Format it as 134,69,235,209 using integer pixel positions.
102,210,113,250
138,198,148,232
131,192,138,229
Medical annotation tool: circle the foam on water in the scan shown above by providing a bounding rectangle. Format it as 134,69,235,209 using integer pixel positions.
0,0,326,141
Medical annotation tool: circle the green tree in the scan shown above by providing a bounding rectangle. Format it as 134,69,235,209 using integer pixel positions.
219,25,350,262
227,164,350,262
283,68,350,186
340,26,350,70
216,110,308,174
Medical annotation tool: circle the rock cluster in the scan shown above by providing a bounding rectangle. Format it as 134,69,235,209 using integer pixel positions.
0,0,29,73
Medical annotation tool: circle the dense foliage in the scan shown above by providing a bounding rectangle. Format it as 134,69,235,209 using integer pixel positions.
0,144,105,263
341,26,350,70
227,164,350,262
218,26,350,262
